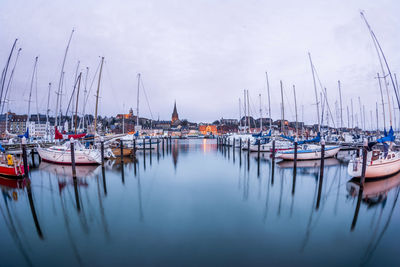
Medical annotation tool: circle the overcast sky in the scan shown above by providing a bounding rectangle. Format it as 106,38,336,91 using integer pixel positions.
0,0,399,127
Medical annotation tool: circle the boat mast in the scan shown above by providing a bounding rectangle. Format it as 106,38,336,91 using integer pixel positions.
325,88,329,128
338,80,343,129
266,72,271,132
74,73,82,134
361,11,400,111
55,29,74,128
238,98,242,133
293,85,298,137
46,83,51,139
392,96,397,132
320,92,324,129
347,105,350,128
302,104,305,136
243,90,247,132
136,73,141,128
363,105,366,131
82,67,89,131
27,57,38,129
280,80,284,134
246,90,250,133
376,102,379,133
259,93,262,131
376,72,387,130
369,110,372,131
0,39,17,111
58,72,65,128
94,57,104,134
308,53,320,133
351,98,354,129
358,97,363,130
71,60,80,131
2,47,22,114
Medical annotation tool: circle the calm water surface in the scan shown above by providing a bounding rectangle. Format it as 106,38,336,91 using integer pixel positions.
0,139,399,266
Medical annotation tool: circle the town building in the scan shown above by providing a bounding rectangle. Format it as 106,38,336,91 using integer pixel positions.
199,125,218,135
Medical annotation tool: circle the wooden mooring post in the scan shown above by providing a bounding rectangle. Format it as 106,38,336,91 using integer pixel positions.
316,139,325,210
120,139,124,162
293,140,298,170
31,150,35,167
70,138,77,178
21,137,29,178
292,139,298,195
272,138,276,159
360,139,368,188
320,139,325,179
100,139,105,167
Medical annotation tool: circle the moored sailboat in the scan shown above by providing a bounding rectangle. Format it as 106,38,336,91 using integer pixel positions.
37,139,101,165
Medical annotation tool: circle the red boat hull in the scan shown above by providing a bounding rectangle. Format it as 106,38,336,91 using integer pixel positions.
0,164,25,178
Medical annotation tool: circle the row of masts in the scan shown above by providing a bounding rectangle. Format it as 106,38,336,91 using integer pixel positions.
238,74,399,135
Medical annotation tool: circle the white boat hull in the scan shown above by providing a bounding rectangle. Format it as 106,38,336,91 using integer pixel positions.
347,157,400,178
277,146,340,160
37,147,102,165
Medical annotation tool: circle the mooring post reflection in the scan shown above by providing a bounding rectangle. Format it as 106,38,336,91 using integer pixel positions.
102,166,107,195
26,179,43,239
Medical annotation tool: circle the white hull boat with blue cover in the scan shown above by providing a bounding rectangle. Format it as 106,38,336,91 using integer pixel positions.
347,150,400,178
276,145,340,160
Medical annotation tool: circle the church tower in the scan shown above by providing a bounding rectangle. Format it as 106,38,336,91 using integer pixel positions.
171,101,179,124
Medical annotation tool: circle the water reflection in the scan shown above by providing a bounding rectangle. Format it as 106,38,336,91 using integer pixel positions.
0,140,399,266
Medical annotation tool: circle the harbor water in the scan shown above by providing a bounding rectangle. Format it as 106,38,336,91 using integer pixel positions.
0,139,399,266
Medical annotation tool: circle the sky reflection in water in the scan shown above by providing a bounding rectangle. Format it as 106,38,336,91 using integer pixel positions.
0,139,399,266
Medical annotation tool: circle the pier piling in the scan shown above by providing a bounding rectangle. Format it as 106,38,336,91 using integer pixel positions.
100,139,105,167
21,137,29,178
120,139,124,162
70,139,77,178
31,150,35,167
149,139,152,156
133,138,136,154
272,138,276,159
360,139,368,188
293,140,298,169
320,139,325,178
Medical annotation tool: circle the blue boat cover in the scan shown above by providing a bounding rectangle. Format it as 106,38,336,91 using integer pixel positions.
297,132,321,145
377,126,395,143
18,128,29,139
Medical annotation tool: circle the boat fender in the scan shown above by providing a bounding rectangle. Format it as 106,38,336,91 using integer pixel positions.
7,154,13,166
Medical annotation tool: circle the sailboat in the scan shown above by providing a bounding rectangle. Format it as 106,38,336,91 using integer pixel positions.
347,12,400,178
37,138,101,165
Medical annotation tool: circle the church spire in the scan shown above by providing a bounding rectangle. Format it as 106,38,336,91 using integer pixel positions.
171,100,179,124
